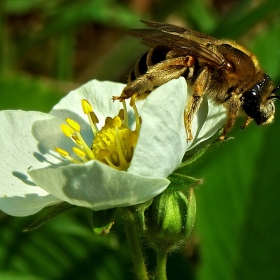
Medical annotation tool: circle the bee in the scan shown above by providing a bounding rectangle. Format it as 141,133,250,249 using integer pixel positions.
113,20,280,140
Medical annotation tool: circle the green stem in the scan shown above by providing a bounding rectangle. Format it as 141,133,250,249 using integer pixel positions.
123,208,149,280
155,249,168,280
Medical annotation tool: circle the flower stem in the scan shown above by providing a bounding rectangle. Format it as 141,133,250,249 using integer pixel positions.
123,208,149,280
155,249,168,280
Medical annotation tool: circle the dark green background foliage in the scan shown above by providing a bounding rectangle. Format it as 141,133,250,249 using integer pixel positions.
1,0,280,279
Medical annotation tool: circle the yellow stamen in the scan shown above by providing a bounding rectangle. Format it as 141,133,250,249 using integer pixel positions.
130,131,138,147
118,109,124,121
56,98,141,171
121,100,128,127
112,116,122,128
55,147,81,163
81,99,93,114
66,118,81,132
55,147,69,157
105,116,113,126
98,149,111,159
131,99,141,134
60,120,94,159
129,93,137,107
115,127,130,169
73,147,88,162
75,131,95,159
72,135,82,146
104,156,119,169
61,124,74,137
81,99,99,136
90,111,99,124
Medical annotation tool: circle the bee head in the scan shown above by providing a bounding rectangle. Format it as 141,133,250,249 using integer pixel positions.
241,74,280,125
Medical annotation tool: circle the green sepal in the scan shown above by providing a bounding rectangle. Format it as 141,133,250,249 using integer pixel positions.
92,208,116,235
167,172,202,193
186,188,196,238
180,136,232,168
24,202,76,232
182,138,219,167
133,200,153,231
181,142,212,167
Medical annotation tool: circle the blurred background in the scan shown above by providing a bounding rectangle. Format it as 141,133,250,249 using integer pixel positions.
1,0,280,279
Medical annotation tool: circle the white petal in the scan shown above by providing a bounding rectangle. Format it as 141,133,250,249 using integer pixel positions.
0,194,62,217
50,80,124,118
49,80,141,144
190,101,226,149
0,110,63,216
128,78,188,178
0,78,227,216
28,160,170,210
50,80,138,128
128,77,227,176
181,86,226,150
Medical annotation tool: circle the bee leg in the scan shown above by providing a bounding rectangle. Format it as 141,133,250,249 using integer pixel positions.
184,69,209,140
241,116,253,129
184,95,203,140
220,96,241,140
113,56,193,101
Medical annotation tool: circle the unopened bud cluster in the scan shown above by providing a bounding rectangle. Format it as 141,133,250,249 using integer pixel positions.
143,189,196,251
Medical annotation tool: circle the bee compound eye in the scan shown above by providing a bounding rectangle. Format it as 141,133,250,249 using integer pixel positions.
242,90,258,107
241,89,262,124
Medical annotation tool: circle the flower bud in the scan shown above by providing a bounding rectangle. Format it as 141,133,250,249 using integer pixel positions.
144,189,196,250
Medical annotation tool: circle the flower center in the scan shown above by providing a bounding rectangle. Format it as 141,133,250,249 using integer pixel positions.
55,97,141,171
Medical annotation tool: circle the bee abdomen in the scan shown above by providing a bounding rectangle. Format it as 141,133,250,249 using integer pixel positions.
128,46,171,83
129,52,148,82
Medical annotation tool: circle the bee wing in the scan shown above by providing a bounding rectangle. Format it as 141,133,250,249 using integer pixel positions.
140,20,217,41
127,20,225,68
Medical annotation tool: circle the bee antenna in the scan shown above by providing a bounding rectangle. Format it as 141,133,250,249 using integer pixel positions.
270,96,280,100
272,86,280,94
268,86,280,100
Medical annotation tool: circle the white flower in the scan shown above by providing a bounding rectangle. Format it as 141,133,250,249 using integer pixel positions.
0,78,226,217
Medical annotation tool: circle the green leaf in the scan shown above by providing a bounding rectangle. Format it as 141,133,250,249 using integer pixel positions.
195,121,280,280
24,203,76,232
0,209,132,279
167,139,229,193
182,0,218,33
214,0,280,38
5,0,57,14
0,272,43,280
250,23,280,79
0,74,62,111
